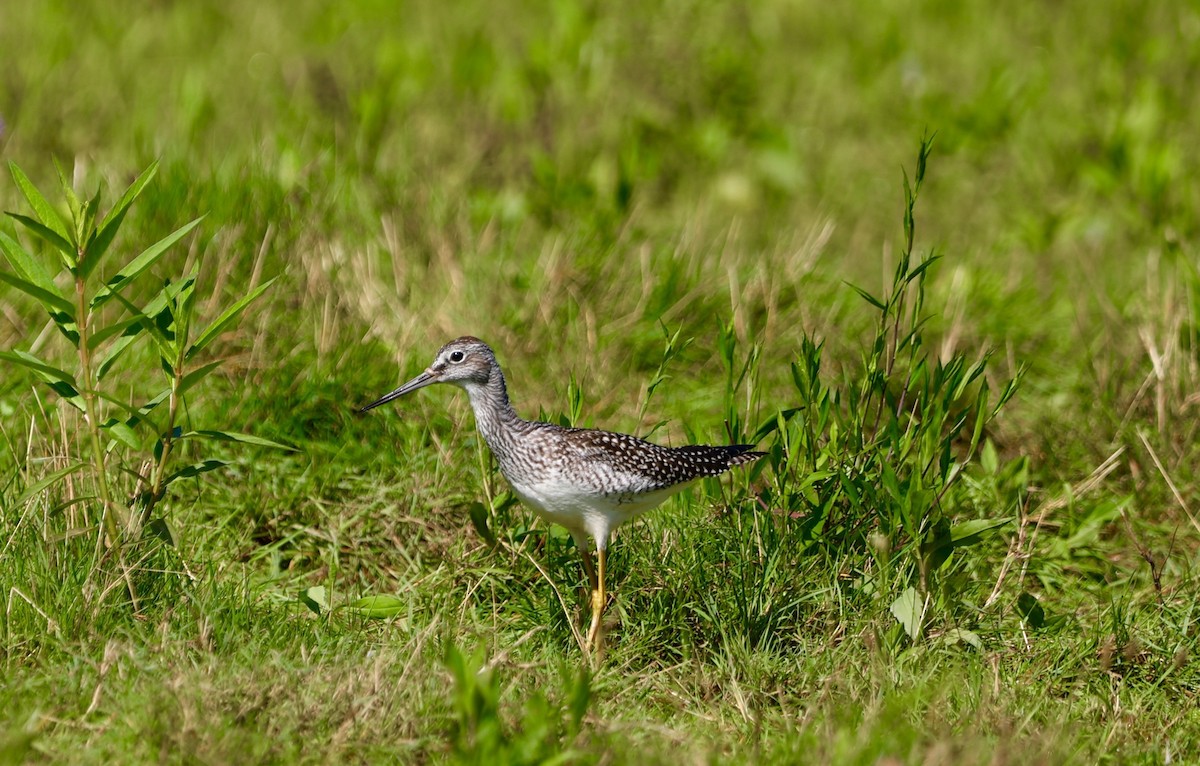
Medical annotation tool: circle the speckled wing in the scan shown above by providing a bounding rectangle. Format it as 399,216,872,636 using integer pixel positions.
565,428,764,496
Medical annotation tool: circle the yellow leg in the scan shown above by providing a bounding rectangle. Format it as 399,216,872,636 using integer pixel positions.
586,547,607,652
579,546,598,595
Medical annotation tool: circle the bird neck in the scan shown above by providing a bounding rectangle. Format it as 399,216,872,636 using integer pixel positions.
463,364,522,447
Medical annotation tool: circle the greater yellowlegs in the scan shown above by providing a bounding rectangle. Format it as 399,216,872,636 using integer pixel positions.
361,336,764,651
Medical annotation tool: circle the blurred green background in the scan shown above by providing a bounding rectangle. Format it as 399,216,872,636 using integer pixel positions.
3,1,1199,763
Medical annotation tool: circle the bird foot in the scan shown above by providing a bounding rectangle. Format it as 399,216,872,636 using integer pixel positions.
585,590,606,658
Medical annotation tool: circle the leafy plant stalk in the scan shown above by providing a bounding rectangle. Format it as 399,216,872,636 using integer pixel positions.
1,160,291,608
75,256,127,572
751,135,1024,644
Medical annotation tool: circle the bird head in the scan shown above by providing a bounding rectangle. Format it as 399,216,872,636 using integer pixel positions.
359,336,496,412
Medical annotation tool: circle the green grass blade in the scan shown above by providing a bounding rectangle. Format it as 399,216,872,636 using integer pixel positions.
14,461,88,506
90,217,204,308
344,594,406,618
7,162,71,243
186,276,276,360
179,429,297,451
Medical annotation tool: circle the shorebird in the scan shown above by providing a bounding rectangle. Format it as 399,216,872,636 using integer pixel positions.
360,336,764,652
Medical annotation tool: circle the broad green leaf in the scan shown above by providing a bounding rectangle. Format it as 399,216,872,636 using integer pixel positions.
178,360,223,396
145,517,176,547
55,164,99,247
55,161,82,223
83,183,103,243
136,387,172,419
8,162,71,242
796,470,834,490
4,213,74,262
752,406,803,443
164,459,230,484
90,217,203,307
468,501,496,546
47,380,86,412
138,280,175,317
186,277,276,360
88,316,142,350
0,350,86,410
83,207,128,278
52,317,81,347
932,517,1012,554
14,461,88,506
101,419,142,450
170,270,199,351
89,162,159,265
73,196,101,275
110,291,174,361
92,390,157,429
0,230,59,295
0,269,76,318
939,628,982,650
95,332,140,382
179,429,297,451
567,668,591,730
1016,592,1046,628
346,594,406,619
980,439,999,474
890,586,924,640
299,586,327,615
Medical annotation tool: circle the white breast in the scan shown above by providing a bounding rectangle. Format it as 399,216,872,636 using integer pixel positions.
505,472,691,549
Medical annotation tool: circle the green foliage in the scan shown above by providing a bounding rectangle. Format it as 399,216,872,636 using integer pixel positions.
445,643,589,766
744,138,1024,642
0,161,289,608
3,0,1200,763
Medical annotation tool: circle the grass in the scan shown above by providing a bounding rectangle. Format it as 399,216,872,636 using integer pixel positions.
2,0,1200,763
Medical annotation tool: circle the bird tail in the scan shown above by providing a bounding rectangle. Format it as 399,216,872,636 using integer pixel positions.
726,445,767,466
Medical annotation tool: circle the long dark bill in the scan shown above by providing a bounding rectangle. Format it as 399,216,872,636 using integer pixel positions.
358,370,438,413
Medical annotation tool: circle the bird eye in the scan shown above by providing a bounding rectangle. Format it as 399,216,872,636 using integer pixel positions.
449,351,465,363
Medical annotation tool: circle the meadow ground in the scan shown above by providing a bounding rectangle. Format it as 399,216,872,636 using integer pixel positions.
2,1,1199,763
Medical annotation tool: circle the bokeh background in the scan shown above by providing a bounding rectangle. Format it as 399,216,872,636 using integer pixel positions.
2,1,1199,762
